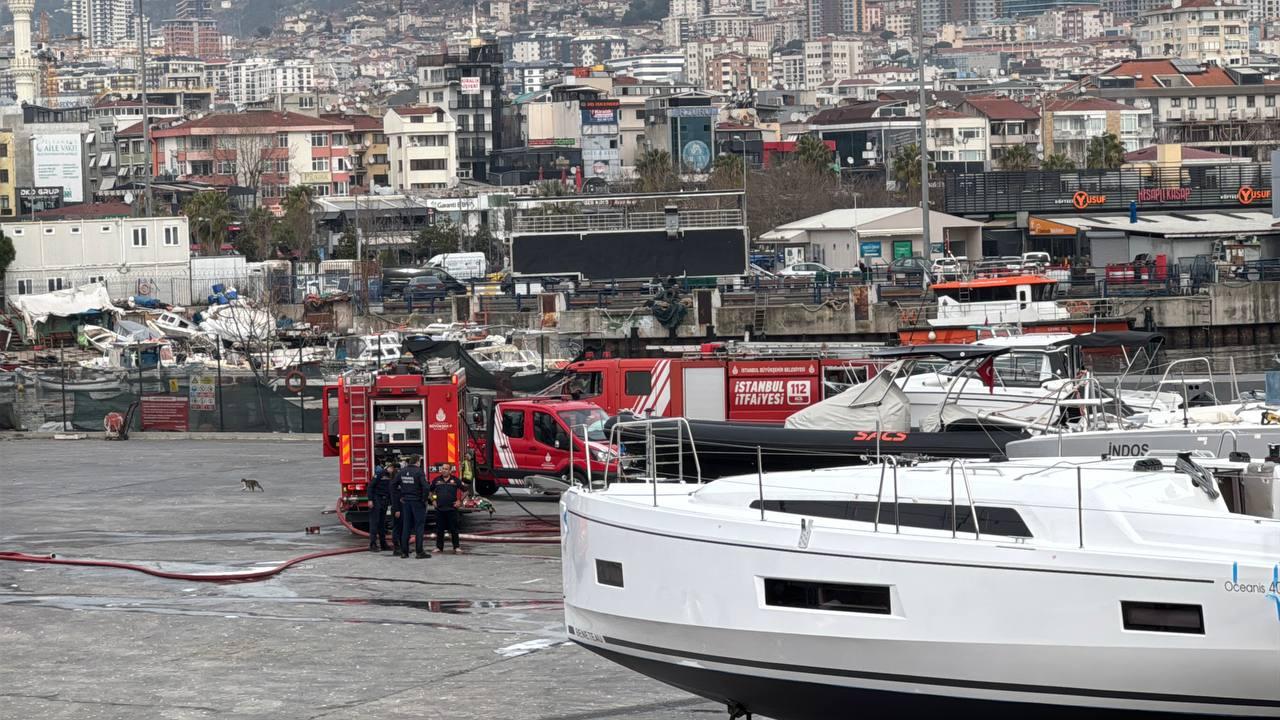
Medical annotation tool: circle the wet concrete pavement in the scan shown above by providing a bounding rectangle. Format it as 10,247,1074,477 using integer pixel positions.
0,439,720,719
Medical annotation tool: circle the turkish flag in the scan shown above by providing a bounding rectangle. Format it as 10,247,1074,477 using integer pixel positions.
976,357,996,394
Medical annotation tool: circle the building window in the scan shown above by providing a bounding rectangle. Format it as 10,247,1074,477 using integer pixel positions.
190,160,213,175
43,227,54,235
219,161,236,175
1227,96,1237,108
1270,96,1277,107
1189,98,1198,109
311,157,329,172
333,181,349,196
309,183,329,196
132,227,147,247
333,156,347,171
275,159,289,173
100,225,111,233
10,228,21,236
1170,97,1181,107
70,226,80,234
1247,96,1256,108
764,579,892,615
1206,97,1217,109
163,227,180,246
310,132,328,146
409,159,447,171
47,277,67,291
299,96,316,109
635,109,645,119
277,132,289,148
86,275,105,285
331,133,346,147
189,137,211,150
16,279,32,295
0,169,7,183
0,143,7,157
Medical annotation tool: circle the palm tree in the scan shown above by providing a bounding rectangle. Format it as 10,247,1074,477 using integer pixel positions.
794,134,834,173
998,144,1037,171
635,148,677,192
1041,153,1076,171
891,143,933,190
183,191,234,256
1086,132,1126,170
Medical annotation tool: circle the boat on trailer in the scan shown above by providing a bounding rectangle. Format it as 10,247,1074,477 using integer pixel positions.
563,432,1280,719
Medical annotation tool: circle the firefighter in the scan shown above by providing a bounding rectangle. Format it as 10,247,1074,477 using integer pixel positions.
392,455,431,559
368,462,394,552
430,462,467,554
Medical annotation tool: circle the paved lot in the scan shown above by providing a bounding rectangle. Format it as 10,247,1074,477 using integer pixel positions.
0,439,721,720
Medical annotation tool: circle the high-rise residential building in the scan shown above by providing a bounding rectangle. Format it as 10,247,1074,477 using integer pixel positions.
384,106,458,191
1136,0,1249,66
416,43,504,182
807,0,865,38
220,58,315,106
162,17,222,59
71,0,137,48
175,0,213,18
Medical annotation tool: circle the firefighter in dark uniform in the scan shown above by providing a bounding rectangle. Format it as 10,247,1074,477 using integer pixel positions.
430,462,467,554
391,455,431,559
387,461,404,555
368,462,394,552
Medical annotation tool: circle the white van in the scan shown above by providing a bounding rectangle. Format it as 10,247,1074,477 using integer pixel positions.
427,252,488,281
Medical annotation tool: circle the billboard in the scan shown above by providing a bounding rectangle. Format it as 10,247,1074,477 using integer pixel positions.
460,76,481,94
33,134,84,203
511,228,748,280
580,99,620,126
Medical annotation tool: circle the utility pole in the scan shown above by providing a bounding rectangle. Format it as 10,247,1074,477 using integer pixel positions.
916,0,930,264
138,0,153,217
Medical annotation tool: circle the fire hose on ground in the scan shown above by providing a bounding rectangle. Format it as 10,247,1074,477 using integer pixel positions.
0,502,560,584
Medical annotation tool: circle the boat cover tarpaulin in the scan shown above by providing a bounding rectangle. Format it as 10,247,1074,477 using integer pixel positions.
402,336,572,394
8,284,122,340
1050,331,1164,349
785,364,911,431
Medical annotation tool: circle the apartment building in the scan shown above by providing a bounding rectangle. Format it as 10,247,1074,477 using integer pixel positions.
384,106,458,191
0,129,14,218
417,43,504,182
959,95,1040,168
1079,59,1280,159
220,58,315,106
151,111,354,210
1043,96,1156,162
1136,0,1249,66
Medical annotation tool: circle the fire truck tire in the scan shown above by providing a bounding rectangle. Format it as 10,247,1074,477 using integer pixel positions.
474,479,498,497
561,468,588,487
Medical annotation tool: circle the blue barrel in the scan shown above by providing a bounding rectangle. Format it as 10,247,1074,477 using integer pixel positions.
1266,371,1280,406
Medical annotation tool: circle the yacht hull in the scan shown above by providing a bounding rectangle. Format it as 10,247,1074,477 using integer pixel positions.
1007,426,1280,459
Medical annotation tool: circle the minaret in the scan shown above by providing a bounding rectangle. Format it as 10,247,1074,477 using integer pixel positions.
10,0,37,104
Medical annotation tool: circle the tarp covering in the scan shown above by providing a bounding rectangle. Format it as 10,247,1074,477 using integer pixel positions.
402,336,572,394
1050,331,1164,349
785,361,911,431
8,284,122,340
198,302,276,344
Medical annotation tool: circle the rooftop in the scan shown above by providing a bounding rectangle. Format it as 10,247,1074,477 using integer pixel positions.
962,95,1040,120
1045,96,1137,113
152,111,351,135
1092,59,1237,89
391,105,444,116
31,202,135,221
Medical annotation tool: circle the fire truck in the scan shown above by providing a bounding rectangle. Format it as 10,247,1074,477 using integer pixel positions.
323,363,621,528
559,342,886,424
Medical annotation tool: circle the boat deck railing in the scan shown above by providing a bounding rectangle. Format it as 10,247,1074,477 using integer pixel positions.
573,417,703,500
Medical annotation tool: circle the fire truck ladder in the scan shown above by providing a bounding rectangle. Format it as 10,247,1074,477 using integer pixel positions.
348,385,371,488
647,341,881,359
751,295,768,339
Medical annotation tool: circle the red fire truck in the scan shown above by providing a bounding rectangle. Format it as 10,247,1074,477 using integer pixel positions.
322,366,466,529
323,365,623,527
559,343,885,424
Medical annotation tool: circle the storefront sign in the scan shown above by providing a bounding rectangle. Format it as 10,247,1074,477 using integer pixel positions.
141,396,189,431
1137,187,1191,203
667,106,719,118
1236,186,1271,205
1029,216,1077,236
528,138,576,147
17,186,63,199
1070,191,1107,210
581,99,620,126
859,241,882,258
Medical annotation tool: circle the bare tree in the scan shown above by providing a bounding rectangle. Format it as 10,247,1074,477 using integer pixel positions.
231,134,296,208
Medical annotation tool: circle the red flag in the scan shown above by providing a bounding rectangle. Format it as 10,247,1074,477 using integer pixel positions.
976,357,996,394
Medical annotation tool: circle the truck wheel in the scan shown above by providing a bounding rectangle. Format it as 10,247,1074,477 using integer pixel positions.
561,469,589,489
475,479,498,497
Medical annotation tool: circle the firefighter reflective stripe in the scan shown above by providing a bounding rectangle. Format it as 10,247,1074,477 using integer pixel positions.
447,432,458,464
629,360,672,415
492,412,517,468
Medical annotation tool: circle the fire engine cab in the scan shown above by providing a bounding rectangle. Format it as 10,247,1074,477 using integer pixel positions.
473,397,621,491
560,342,884,424
322,363,464,530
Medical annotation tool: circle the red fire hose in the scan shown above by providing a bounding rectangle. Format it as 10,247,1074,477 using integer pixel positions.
0,547,366,583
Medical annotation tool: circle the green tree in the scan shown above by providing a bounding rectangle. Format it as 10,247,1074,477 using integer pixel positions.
997,144,1037,171
279,186,316,260
332,227,358,260
634,148,678,192
0,230,14,299
183,191,234,255
793,134,834,174
1041,153,1077,171
414,222,461,262
891,143,933,190
1086,132,1126,170
233,206,276,261
708,153,746,190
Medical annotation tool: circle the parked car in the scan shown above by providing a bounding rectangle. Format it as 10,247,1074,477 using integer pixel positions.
382,266,467,299
404,275,449,303
1021,252,1051,272
888,256,933,284
427,252,489,281
778,262,834,277
930,256,969,282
